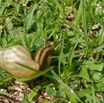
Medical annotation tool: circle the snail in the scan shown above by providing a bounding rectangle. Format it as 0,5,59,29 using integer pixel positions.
0,40,62,78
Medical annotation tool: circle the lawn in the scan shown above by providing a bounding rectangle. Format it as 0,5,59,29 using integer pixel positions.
0,0,104,103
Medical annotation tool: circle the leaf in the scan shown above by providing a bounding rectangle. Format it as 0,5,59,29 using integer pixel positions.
25,3,38,30
79,66,89,80
0,91,10,96
46,87,56,96
0,2,9,15
27,85,41,102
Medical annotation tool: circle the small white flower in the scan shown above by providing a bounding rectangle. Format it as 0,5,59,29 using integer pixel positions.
23,3,26,7
0,25,3,33
71,89,74,93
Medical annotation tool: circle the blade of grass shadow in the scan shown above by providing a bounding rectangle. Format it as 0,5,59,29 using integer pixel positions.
16,63,39,73
15,63,53,81
17,67,53,81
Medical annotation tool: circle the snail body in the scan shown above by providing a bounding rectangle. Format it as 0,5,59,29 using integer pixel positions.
0,40,61,78
34,40,62,70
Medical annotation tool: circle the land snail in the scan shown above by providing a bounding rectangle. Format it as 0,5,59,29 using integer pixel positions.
0,40,62,79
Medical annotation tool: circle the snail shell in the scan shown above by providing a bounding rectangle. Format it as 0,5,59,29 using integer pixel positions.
0,45,39,78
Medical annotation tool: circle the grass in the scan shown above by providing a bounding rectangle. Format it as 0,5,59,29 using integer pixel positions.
0,0,104,102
